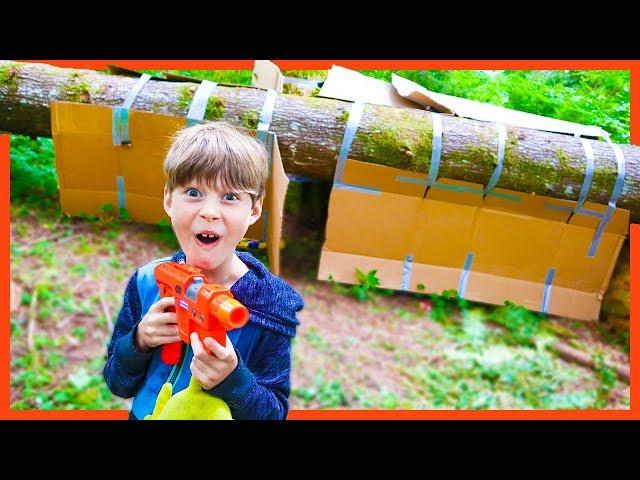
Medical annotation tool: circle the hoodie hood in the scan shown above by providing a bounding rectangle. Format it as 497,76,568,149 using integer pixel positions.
171,251,303,338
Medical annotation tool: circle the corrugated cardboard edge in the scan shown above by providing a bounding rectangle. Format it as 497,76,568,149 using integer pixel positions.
265,136,288,277
318,249,610,321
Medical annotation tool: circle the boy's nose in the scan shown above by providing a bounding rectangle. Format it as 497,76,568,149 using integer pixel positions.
199,200,221,221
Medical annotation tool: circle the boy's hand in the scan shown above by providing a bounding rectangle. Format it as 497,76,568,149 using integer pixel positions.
135,297,180,352
190,332,238,390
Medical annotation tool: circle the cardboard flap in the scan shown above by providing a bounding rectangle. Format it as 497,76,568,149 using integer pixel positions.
251,60,284,92
245,132,288,276
318,65,421,108
391,73,608,138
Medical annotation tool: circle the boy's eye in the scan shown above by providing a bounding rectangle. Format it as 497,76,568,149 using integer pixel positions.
186,188,201,198
223,193,239,201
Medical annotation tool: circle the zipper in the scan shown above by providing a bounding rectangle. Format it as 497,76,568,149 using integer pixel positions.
166,343,187,386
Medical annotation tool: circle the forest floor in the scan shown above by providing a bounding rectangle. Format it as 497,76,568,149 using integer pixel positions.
9,203,631,411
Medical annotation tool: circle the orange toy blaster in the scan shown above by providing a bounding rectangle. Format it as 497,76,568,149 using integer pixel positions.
154,262,249,365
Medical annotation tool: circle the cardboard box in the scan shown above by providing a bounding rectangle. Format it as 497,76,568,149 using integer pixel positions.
317,68,629,320
50,100,288,275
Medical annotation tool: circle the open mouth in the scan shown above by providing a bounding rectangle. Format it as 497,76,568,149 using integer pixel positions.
195,233,220,246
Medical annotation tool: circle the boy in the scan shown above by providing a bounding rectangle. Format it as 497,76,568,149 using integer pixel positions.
103,122,304,420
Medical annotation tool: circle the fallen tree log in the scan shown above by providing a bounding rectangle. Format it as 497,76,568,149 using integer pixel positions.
2,60,639,222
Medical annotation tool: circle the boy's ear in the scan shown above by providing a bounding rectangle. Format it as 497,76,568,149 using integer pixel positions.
248,195,264,226
163,185,173,216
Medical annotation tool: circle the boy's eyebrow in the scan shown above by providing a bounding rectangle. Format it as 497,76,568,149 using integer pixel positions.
179,179,256,195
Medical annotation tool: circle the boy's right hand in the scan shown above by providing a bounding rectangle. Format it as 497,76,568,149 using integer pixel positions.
135,297,180,352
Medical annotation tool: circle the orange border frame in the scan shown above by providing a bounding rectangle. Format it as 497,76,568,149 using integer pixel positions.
2,59,638,420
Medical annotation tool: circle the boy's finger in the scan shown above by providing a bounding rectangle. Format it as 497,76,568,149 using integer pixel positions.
152,296,175,313
156,324,179,336
203,337,227,359
158,335,181,344
190,332,206,358
157,312,178,325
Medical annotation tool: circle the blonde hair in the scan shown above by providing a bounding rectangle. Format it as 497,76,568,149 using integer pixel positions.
164,122,269,204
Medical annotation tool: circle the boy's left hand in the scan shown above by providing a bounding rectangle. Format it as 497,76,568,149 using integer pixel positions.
190,332,238,390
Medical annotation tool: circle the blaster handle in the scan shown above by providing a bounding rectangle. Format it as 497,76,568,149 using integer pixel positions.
160,305,181,365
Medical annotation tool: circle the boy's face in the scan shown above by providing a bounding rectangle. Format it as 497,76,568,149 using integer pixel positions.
163,179,262,275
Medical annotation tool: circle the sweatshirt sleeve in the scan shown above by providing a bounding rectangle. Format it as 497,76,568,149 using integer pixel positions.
207,326,293,420
102,271,153,399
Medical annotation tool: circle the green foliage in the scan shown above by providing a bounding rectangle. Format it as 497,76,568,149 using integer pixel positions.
10,135,59,210
352,268,380,301
360,70,629,143
592,352,618,408
428,289,468,323
490,301,545,347
292,374,349,408
141,70,253,86
12,366,124,410
152,218,179,249
328,268,387,302
304,327,329,350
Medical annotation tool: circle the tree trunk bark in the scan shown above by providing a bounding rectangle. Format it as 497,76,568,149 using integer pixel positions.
2,60,639,222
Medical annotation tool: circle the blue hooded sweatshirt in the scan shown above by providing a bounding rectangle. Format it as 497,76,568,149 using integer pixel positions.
103,250,304,420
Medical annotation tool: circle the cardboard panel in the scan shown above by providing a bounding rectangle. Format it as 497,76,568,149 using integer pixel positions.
471,208,565,282
319,164,629,320
50,101,288,275
59,189,119,217
315,64,628,321
324,188,420,261
413,199,477,268
124,194,167,224
551,224,624,291
318,249,407,291
342,158,425,197
119,110,183,196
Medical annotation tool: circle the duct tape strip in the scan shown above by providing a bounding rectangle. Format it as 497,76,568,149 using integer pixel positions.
333,183,381,195
541,267,556,314
483,124,507,198
116,176,126,217
457,252,474,298
545,203,604,219
112,73,152,145
396,177,520,201
424,112,443,196
401,254,413,291
543,137,597,218
186,80,218,126
334,102,364,185
573,138,596,214
587,138,626,257
417,113,513,199
257,89,277,143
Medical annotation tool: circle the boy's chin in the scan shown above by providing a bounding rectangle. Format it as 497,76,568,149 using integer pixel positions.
185,253,221,272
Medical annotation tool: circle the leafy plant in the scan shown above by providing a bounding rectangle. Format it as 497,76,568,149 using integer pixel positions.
10,135,59,210
490,301,545,347
428,289,468,323
592,352,617,408
292,375,349,408
351,268,381,301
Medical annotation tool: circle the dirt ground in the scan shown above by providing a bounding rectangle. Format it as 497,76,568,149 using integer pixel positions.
9,205,631,411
